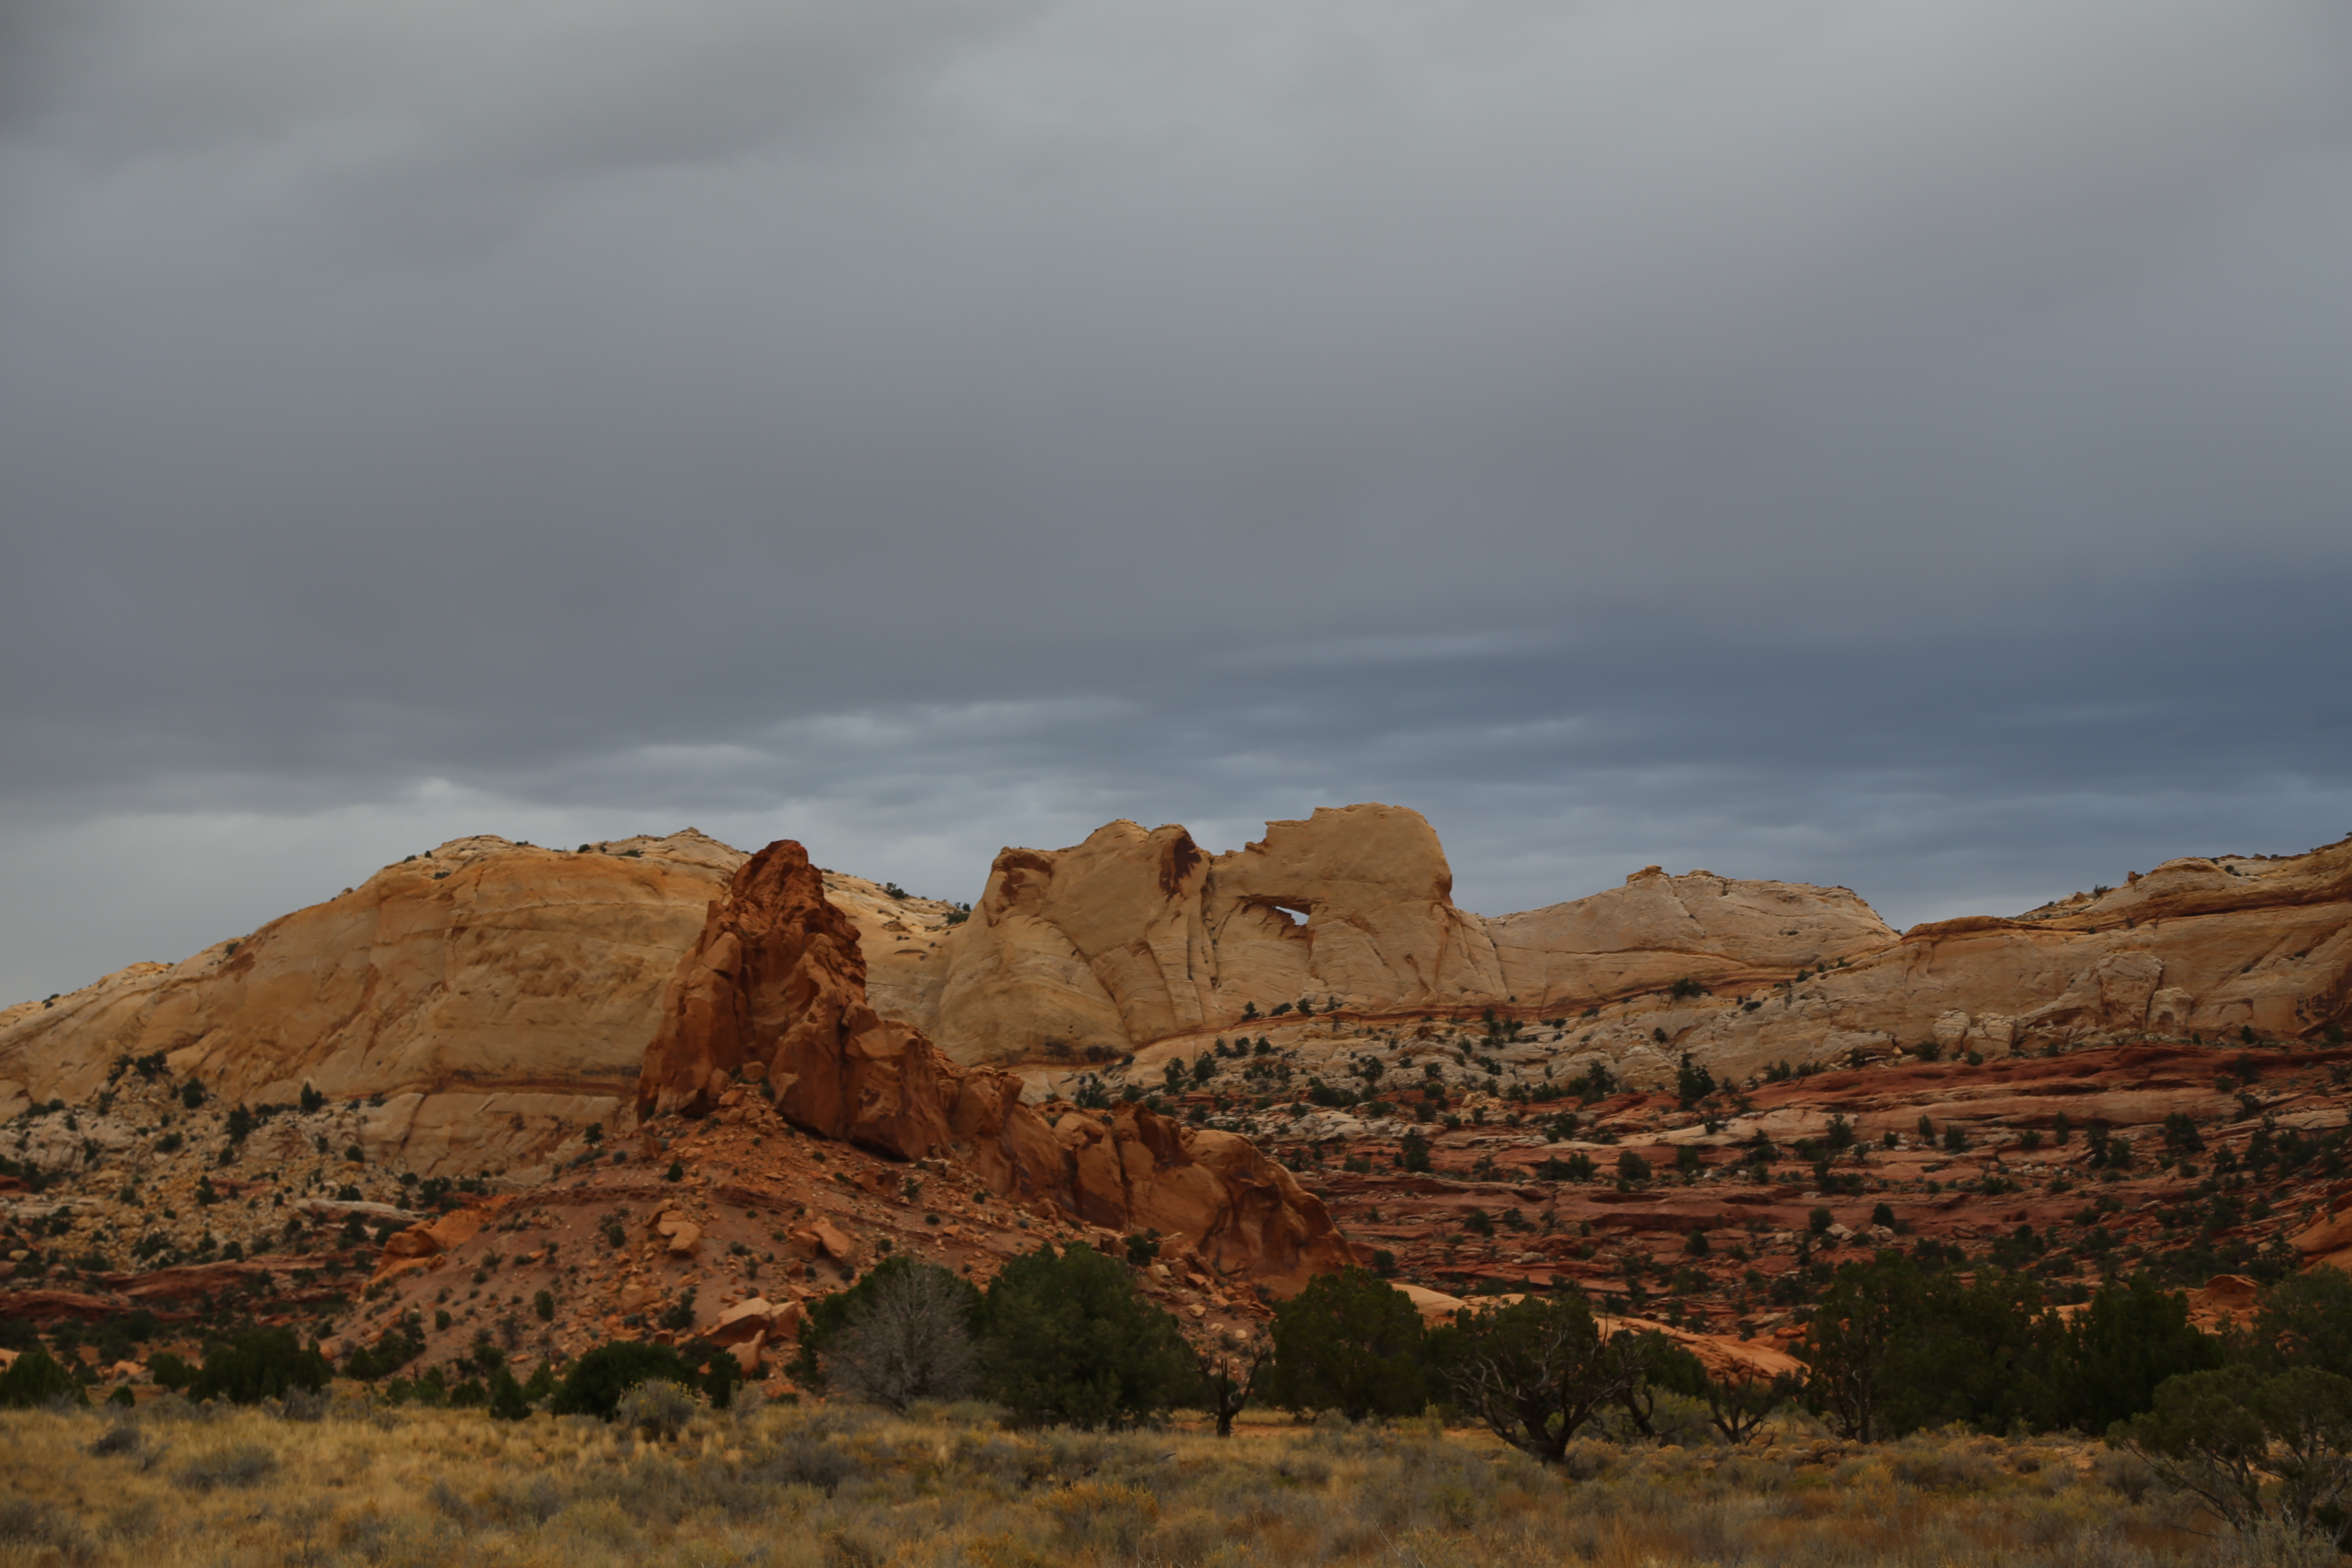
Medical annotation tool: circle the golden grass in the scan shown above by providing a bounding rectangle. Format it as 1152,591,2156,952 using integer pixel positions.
0,1400,2216,1568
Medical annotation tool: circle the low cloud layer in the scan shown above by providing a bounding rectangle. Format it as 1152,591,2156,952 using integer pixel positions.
3,0,2349,1001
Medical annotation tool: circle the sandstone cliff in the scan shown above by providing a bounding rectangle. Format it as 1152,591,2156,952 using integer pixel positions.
0,832,748,1174
635,839,1353,1289
1573,842,2352,1089
911,808,2351,1087
918,805,1894,1066
9,807,2347,1185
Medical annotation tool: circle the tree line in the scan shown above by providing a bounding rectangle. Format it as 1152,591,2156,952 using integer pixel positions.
23,1233,2352,1548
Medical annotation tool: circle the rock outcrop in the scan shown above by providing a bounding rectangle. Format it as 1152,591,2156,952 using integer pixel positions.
636,839,1352,1289
7,807,2348,1188
0,832,748,1173
919,805,1895,1066
912,809,2352,1088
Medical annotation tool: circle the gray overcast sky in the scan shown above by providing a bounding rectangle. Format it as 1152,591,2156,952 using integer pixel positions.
3,0,2350,1004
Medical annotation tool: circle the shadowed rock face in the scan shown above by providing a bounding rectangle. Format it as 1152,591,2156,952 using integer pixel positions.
635,839,1353,1290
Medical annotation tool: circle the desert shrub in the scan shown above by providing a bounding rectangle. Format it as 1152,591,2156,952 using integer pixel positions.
487,1364,531,1421
175,1442,279,1491
2023,1272,2220,1432
1042,1480,1160,1557
2247,1267,2352,1379
2095,1446,2156,1503
552,1340,730,1420
1266,1266,1427,1421
273,1386,332,1421
1885,1434,2002,1491
187,1327,332,1406
0,1345,84,1409
87,1421,146,1458
1354,1440,1510,1532
0,1497,95,1563
615,1378,699,1441
979,1242,1197,1428
2113,1365,2352,1547
757,1431,869,1496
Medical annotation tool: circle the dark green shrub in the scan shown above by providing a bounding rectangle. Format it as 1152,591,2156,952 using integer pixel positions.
343,1314,426,1382
2022,1273,2220,1432
187,1328,332,1406
1266,1267,1427,1421
550,1340,737,1420
2247,1267,2352,1378
2113,1366,2352,1545
978,1243,1195,1429
1675,1053,1715,1104
0,1347,83,1409
487,1364,531,1421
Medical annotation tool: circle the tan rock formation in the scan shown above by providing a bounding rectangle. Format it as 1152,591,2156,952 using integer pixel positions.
820,871,962,1033
910,815,2346,1083
930,805,1504,1064
0,832,747,1172
635,839,1353,1289
7,803,2345,1202
919,805,1891,1066
1626,841,2352,1086
1484,867,1894,1005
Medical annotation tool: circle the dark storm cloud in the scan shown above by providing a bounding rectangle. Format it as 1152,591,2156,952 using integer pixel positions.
3,0,2351,1001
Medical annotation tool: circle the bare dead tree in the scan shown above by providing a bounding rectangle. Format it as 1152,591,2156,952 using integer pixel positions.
1195,1332,1272,1438
826,1263,979,1411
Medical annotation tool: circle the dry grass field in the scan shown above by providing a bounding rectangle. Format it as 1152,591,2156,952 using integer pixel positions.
0,1396,2266,1568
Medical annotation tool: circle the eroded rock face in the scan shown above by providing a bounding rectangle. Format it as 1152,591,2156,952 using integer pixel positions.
922,805,1892,1065
635,839,1352,1289
915,809,2352,1086
931,805,1506,1064
0,832,747,1173
1483,867,1895,1006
